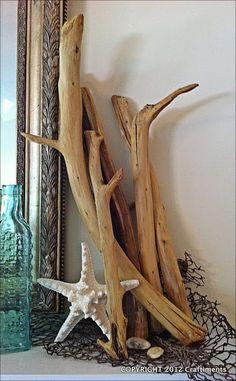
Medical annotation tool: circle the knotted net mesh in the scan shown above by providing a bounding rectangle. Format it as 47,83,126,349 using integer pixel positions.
32,253,236,380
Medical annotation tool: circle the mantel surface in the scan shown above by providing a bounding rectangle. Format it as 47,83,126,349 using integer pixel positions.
1,346,189,380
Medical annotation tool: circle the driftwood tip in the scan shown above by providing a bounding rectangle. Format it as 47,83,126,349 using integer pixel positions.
111,95,119,101
61,14,84,38
111,95,126,102
21,132,38,142
190,83,199,90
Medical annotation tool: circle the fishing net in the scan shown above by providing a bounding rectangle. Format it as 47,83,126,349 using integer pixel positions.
32,253,236,380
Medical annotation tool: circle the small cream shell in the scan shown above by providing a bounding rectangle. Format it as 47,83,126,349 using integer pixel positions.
126,337,151,350
147,346,164,359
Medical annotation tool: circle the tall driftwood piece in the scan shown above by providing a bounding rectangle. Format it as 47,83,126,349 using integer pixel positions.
112,86,197,319
130,108,162,294
130,93,163,332
87,132,128,359
82,87,148,338
23,15,207,356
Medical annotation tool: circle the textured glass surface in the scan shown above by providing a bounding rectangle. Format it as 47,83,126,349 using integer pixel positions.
0,184,32,353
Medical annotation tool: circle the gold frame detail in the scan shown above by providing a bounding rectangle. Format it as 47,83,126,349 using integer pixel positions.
16,0,68,312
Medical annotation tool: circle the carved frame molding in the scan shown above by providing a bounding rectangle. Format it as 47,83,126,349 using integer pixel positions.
16,0,68,312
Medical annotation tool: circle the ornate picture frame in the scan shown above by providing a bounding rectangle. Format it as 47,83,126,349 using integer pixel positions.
16,0,68,312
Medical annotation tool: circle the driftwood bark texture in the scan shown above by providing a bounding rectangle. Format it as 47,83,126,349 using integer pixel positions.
82,87,148,338
130,95,164,333
112,88,195,319
23,15,206,358
87,132,128,359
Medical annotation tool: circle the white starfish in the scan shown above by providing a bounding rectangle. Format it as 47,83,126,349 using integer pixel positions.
38,242,139,342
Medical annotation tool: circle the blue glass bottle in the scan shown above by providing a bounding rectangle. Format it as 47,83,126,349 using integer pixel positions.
0,184,32,353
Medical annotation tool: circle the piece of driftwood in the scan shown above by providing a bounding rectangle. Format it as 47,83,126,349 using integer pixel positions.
151,173,192,317
87,132,128,359
130,94,163,333
111,96,162,331
23,15,206,352
112,88,195,318
82,87,148,338
82,87,139,267
129,114,160,286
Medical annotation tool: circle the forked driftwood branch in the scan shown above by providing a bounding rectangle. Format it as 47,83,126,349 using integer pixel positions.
23,15,206,357
112,87,195,318
82,87,148,338
87,131,128,359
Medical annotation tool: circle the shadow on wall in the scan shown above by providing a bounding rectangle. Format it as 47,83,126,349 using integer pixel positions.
81,34,143,203
149,91,234,284
82,33,144,92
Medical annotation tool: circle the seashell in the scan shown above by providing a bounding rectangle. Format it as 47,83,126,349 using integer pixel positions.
126,337,151,350
147,346,164,359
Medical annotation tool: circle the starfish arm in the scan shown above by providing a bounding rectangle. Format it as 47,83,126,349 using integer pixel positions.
80,242,98,286
54,310,84,342
37,278,76,298
120,279,139,291
97,285,107,302
91,304,111,339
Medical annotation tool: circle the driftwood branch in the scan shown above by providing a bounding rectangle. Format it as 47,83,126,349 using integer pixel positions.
131,103,163,292
112,87,195,318
82,87,148,338
151,174,192,317
111,96,132,148
87,131,128,359
131,98,163,332
23,15,206,348
82,88,137,264
139,84,198,125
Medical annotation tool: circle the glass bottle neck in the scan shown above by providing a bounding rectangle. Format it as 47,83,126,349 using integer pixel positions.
1,185,23,221
1,195,18,219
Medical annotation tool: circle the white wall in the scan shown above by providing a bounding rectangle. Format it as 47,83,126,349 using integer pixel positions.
65,0,235,325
